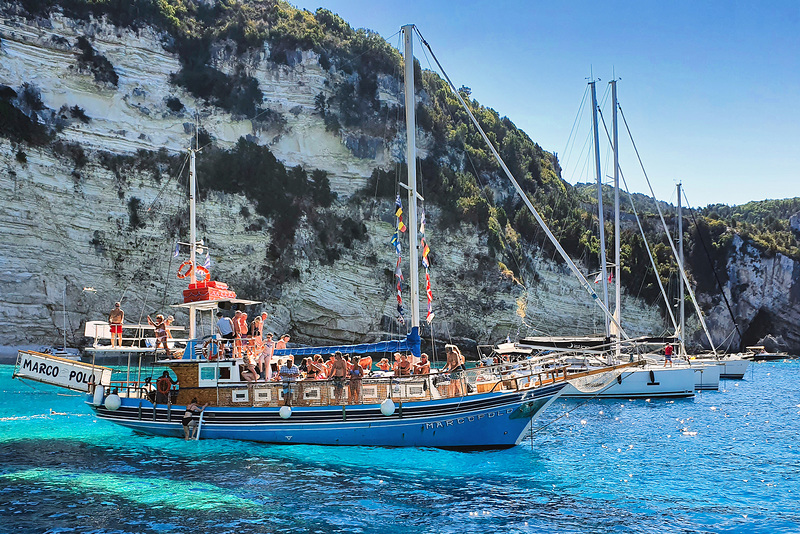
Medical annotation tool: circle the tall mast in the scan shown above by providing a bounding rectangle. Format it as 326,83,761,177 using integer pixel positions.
611,79,621,357
590,80,609,336
188,147,197,339
677,182,685,355
402,24,420,330
63,286,67,349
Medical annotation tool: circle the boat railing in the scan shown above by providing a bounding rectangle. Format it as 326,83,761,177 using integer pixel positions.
103,379,156,401
84,321,186,350
105,359,572,408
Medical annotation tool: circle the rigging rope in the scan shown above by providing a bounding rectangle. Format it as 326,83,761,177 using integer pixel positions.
616,104,718,355
681,189,744,349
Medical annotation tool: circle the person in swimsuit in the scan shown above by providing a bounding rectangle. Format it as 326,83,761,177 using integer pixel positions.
241,349,259,382
396,354,412,377
330,351,348,404
348,355,363,404
443,345,465,397
182,398,208,440
147,314,172,358
232,311,244,358
259,333,275,381
414,353,431,375
377,358,391,371
108,302,124,348
275,334,290,351
309,354,325,379
358,356,373,375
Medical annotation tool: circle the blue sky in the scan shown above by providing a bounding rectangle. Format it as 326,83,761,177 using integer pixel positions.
290,0,799,208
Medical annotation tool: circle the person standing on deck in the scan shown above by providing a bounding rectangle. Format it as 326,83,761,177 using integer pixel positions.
664,343,674,367
330,352,348,405
147,314,172,358
155,370,178,404
280,356,300,406
348,355,363,404
259,333,275,381
232,311,244,358
108,302,124,348
216,312,234,357
443,345,465,397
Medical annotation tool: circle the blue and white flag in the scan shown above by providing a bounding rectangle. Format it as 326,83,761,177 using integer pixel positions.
390,231,401,255
173,243,180,257
203,251,211,270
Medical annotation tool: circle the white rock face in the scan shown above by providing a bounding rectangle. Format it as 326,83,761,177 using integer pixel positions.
0,12,712,351
701,235,800,352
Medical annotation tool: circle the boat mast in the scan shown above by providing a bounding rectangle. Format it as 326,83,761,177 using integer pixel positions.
418,36,629,340
188,146,197,339
63,286,67,350
611,79,621,358
677,182,685,356
590,80,610,336
402,24,420,331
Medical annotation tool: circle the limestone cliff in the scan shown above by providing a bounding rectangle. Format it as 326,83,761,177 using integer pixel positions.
700,235,800,353
0,8,796,355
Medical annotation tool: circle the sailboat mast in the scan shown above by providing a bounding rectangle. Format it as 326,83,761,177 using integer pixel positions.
677,182,685,355
188,147,197,339
63,286,67,349
590,80,610,336
402,24,420,330
611,79,621,357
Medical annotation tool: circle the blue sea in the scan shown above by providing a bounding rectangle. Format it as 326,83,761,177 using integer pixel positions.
1,359,799,534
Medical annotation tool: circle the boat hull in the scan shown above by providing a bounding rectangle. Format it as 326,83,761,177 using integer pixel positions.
693,357,749,380
563,366,695,398
691,362,720,391
87,383,566,449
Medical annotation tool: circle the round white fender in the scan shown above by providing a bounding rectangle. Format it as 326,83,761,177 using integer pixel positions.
104,393,121,411
279,405,292,419
380,398,395,416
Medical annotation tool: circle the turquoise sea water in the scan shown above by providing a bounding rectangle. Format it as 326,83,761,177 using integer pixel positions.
1,360,799,533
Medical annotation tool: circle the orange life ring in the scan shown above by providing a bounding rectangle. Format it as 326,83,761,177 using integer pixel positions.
195,264,209,283
156,377,171,395
177,260,193,279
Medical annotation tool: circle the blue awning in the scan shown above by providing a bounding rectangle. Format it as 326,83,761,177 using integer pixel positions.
275,340,408,357
181,328,422,360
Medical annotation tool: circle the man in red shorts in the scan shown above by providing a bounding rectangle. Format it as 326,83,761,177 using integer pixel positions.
109,302,124,348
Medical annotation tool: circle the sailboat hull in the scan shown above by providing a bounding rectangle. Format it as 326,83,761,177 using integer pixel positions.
563,366,696,398
87,383,565,449
693,357,749,379
691,362,720,391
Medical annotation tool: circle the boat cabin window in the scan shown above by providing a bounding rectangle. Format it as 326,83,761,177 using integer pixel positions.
198,362,240,386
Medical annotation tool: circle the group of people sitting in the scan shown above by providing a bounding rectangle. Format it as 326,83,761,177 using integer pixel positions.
210,310,472,400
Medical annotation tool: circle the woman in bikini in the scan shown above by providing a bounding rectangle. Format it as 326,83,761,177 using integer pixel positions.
182,398,208,440
396,354,412,377
147,314,172,358
348,355,363,404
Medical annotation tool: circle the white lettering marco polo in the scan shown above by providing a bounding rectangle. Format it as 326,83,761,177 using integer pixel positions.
14,351,112,393
424,408,515,430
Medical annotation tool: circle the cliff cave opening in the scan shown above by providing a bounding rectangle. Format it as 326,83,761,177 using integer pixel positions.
740,308,778,349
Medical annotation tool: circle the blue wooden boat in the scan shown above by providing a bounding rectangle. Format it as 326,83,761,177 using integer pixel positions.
15,24,571,450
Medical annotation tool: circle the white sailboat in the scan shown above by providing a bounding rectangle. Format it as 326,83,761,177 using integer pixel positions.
545,79,697,399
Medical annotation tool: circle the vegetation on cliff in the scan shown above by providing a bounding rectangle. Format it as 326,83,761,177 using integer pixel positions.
5,0,799,326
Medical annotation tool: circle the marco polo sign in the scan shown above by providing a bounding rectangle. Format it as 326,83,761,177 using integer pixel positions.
14,351,112,392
